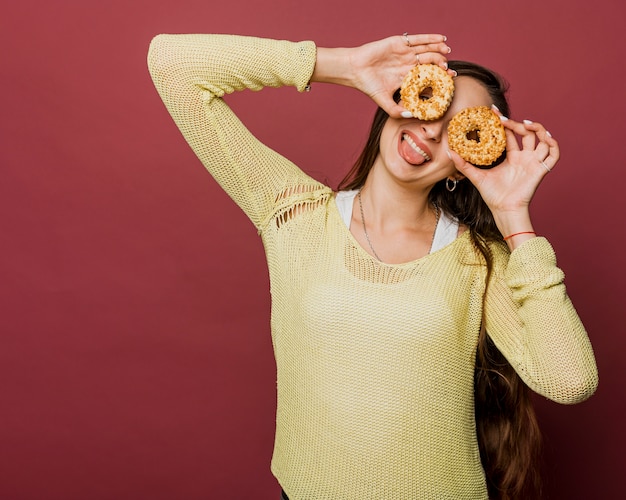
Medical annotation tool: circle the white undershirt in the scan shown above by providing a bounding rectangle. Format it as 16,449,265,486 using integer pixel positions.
335,190,460,253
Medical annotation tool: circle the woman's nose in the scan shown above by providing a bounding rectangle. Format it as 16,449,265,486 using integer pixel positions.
421,120,444,142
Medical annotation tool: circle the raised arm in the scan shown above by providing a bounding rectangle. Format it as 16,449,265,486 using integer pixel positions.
147,33,454,228
147,34,324,229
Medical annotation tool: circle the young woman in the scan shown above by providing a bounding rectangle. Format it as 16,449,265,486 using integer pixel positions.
148,33,598,499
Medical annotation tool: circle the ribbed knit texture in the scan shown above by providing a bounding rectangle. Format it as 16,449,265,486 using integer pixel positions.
148,34,598,499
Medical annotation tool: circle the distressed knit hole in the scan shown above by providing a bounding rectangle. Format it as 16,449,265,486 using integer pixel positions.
274,185,328,229
275,184,319,203
276,200,325,228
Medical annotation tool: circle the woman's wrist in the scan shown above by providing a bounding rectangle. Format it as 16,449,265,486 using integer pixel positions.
311,47,355,87
493,209,536,250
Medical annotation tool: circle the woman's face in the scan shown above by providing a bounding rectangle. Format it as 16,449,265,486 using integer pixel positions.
375,76,494,187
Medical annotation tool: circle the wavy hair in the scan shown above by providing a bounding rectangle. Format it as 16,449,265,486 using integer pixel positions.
338,61,542,499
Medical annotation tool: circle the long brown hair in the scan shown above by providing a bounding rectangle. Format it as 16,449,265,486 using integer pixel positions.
338,61,542,499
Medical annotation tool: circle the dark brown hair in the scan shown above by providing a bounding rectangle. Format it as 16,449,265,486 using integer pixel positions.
338,61,542,499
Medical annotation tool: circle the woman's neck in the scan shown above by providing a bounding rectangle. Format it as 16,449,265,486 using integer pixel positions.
350,171,440,264
359,170,435,232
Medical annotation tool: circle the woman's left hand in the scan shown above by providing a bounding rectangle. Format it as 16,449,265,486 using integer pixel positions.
448,109,559,239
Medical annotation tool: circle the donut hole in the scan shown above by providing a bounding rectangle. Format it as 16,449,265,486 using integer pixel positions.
466,129,480,143
419,87,433,101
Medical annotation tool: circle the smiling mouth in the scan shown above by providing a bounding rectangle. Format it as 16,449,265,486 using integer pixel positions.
402,134,431,161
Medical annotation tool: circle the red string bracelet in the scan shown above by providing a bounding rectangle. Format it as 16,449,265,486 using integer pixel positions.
503,231,536,241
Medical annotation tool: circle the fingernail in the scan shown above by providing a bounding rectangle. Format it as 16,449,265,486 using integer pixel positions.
451,70,457,77
443,36,447,41
491,104,500,113
523,119,533,125
446,149,452,159
499,115,509,121
546,130,552,137
442,62,448,70
447,47,452,53
401,111,413,118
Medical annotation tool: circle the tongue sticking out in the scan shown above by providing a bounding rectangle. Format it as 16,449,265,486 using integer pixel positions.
400,136,429,166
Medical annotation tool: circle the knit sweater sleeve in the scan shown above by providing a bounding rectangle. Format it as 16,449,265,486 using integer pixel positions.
484,237,598,404
147,34,324,229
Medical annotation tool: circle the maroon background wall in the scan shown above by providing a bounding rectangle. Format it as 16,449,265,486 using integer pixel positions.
2,0,624,498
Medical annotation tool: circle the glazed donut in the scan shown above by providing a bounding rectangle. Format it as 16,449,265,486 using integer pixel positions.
447,106,507,166
400,64,455,121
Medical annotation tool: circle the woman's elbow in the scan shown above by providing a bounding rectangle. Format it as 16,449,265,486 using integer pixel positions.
546,367,599,405
147,34,168,75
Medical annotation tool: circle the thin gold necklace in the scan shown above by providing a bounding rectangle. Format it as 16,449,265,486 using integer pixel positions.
357,189,440,262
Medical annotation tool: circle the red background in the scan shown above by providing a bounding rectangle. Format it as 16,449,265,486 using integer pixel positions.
2,0,624,498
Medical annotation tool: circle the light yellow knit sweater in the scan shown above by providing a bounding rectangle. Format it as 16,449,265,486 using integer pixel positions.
148,34,598,499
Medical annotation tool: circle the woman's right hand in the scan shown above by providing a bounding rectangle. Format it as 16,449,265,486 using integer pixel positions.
311,34,452,118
